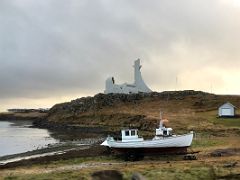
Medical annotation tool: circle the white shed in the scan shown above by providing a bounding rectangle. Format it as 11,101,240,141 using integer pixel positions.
218,102,236,117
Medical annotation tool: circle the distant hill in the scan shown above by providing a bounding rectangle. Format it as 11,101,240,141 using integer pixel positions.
38,90,240,133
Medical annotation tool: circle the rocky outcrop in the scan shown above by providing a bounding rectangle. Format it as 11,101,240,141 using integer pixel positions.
49,93,145,115
39,91,212,131
49,90,210,117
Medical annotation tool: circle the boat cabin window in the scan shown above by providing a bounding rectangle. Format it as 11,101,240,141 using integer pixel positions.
169,130,172,136
124,130,137,136
163,130,167,136
131,130,136,136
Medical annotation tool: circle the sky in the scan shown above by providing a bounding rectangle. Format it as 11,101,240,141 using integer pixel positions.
0,0,240,112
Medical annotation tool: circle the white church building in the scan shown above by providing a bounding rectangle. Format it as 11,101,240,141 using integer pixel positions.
104,59,152,94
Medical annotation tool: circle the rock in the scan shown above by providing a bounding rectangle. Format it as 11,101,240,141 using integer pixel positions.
183,154,197,160
211,151,222,157
92,170,123,180
131,172,146,180
210,148,239,157
224,162,237,168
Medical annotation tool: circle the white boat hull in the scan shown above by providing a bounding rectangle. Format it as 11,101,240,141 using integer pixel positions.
101,132,193,149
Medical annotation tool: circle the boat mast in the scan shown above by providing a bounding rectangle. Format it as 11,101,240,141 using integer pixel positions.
159,111,163,129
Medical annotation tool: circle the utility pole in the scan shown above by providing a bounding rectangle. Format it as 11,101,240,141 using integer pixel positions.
175,76,178,91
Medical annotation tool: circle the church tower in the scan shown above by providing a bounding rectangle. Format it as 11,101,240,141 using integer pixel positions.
133,59,152,93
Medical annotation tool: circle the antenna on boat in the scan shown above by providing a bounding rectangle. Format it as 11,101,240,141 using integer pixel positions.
159,111,163,128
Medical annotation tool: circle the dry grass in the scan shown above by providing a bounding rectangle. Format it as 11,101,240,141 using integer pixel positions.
1,153,240,180
73,95,240,136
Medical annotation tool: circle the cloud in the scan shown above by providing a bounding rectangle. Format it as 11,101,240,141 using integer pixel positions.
0,0,240,110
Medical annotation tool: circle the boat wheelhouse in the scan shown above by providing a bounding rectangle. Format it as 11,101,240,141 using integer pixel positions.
121,129,143,142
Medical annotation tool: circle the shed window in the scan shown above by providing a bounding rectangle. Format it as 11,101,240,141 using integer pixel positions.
125,131,130,136
131,130,136,136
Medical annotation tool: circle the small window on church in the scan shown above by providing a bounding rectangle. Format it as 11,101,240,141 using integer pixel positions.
112,77,115,84
125,131,129,136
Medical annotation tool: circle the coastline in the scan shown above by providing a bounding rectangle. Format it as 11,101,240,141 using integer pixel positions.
0,112,47,121
0,143,107,169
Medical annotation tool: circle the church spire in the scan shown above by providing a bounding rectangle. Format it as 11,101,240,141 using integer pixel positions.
133,59,152,92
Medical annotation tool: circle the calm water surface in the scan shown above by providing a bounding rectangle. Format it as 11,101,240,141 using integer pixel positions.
0,120,59,157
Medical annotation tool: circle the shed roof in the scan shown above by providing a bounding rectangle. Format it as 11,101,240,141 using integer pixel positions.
219,102,237,109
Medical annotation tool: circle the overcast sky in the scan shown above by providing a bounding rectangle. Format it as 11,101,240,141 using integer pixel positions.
0,0,240,111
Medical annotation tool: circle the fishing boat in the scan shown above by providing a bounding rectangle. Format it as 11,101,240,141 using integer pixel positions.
101,115,194,160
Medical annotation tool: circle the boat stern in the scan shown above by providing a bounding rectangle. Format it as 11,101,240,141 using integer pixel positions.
187,131,194,147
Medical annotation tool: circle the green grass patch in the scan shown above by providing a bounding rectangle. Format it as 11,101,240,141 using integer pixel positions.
192,138,224,148
4,171,88,180
200,110,240,127
214,118,240,127
43,155,119,167
122,165,216,180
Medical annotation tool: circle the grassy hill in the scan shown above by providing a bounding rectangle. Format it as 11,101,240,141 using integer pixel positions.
45,90,240,135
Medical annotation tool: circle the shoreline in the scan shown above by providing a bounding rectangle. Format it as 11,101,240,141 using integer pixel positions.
0,143,108,169
0,112,112,134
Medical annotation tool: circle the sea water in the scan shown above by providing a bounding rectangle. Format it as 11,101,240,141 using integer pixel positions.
0,120,58,157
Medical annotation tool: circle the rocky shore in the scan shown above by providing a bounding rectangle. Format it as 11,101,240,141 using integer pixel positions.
0,144,108,169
